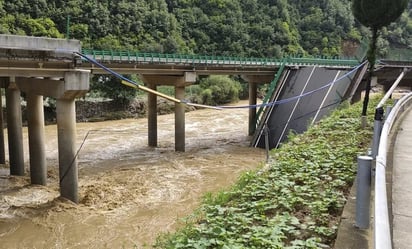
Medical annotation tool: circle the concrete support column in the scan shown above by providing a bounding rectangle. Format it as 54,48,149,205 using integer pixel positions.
27,94,47,185
148,83,158,147
56,98,78,203
6,81,24,175
242,75,273,136
248,82,258,136
175,86,185,152
0,88,5,164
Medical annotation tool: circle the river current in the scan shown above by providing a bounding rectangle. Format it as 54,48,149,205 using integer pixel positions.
0,101,265,248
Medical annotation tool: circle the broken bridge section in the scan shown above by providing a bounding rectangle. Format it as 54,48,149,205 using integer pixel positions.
0,34,91,203
252,64,368,149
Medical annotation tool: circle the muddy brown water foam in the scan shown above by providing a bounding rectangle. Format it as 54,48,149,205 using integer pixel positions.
0,102,265,248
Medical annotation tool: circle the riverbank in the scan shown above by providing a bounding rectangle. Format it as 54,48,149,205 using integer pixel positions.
58,97,196,123
154,98,379,248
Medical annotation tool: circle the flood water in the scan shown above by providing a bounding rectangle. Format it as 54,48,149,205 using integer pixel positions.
0,101,265,249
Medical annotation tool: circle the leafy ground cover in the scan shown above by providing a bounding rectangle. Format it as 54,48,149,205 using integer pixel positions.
154,97,382,249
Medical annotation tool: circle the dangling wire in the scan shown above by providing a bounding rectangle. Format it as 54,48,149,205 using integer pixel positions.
75,51,366,110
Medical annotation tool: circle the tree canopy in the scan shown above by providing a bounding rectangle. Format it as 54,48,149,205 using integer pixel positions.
352,0,409,30
351,0,408,116
0,0,410,58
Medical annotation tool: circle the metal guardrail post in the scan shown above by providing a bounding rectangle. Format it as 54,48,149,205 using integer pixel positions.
372,107,384,158
356,155,373,229
385,106,392,120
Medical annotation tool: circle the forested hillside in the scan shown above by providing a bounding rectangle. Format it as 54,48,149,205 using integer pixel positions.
0,0,410,58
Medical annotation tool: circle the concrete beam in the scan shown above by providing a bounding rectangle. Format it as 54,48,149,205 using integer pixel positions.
17,77,65,98
62,71,90,99
27,94,47,185
0,68,73,78
140,72,197,86
87,65,277,76
375,68,412,89
241,75,274,84
6,79,24,175
0,34,80,53
16,70,90,99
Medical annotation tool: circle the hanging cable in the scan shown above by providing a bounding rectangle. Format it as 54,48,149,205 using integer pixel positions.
75,51,366,110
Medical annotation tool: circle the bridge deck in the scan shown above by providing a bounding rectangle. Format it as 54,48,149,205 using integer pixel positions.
251,64,364,149
392,106,412,248
79,49,359,76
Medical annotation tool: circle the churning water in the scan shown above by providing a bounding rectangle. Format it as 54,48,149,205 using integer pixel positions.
0,101,265,248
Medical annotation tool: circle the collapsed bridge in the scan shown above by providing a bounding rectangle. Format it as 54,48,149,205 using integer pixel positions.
2,34,401,203
252,63,367,149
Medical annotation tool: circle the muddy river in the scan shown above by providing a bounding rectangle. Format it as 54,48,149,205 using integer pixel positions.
0,101,265,249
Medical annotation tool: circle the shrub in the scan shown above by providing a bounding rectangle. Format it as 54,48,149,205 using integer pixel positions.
90,75,138,105
199,75,242,106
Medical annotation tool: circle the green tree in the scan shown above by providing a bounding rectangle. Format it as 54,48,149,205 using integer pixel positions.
352,0,408,116
90,75,138,105
199,75,242,105
0,14,63,37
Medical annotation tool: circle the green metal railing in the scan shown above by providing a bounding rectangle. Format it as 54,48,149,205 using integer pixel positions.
81,49,360,67
254,61,287,131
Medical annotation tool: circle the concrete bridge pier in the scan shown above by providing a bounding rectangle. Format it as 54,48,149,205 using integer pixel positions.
0,85,6,165
55,71,89,203
242,75,274,136
56,98,78,203
16,71,89,203
175,85,185,152
0,89,5,164
147,83,158,147
6,78,25,176
248,82,258,136
27,93,47,185
140,72,196,152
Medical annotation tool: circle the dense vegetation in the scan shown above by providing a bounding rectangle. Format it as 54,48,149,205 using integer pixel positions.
154,96,381,248
0,0,410,104
1,0,409,105
0,0,410,58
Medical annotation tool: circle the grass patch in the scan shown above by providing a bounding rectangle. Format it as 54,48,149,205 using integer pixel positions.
154,96,384,249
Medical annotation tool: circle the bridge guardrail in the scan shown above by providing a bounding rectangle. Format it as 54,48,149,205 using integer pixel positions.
374,92,412,249
80,49,360,67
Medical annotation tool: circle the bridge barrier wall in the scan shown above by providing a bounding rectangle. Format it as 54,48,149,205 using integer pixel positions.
0,34,80,51
375,92,412,249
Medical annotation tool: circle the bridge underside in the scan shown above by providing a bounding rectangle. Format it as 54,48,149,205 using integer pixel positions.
252,64,368,149
0,35,90,203
374,61,412,90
